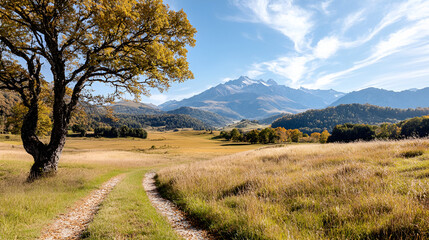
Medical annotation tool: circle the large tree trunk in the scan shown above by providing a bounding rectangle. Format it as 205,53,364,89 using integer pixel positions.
27,142,64,181
22,90,69,182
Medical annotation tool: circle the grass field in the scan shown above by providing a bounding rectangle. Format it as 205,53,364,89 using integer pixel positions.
0,130,261,239
157,139,429,239
4,130,429,239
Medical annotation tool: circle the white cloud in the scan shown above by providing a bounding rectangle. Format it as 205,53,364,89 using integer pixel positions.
246,68,264,79
246,55,313,87
362,68,429,90
149,94,169,105
313,36,340,59
311,18,429,89
230,0,429,91
341,9,365,33
232,0,313,51
321,0,333,15
343,0,429,48
221,77,234,83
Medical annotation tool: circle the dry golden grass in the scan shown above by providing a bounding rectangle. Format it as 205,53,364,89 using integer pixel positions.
0,130,261,239
64,130,261,155
157,139,429,239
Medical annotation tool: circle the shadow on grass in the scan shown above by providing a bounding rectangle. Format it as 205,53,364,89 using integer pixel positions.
220,143,252,146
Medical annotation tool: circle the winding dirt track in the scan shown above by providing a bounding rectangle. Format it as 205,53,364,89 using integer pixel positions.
38,175,124,240
143,172,214,240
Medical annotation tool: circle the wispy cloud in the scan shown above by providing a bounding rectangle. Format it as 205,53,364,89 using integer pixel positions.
321,0,333,15
232,0,429,91
242,32,264,41
231,0,313,51
362,68,429,90
311,18,429,89
341,9,366,33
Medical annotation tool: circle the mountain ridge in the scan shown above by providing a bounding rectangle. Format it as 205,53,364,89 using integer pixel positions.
331,87,429,108
159,76,345,120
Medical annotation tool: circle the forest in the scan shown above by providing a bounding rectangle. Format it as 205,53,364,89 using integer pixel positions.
272,103,429,133
218,115,429,144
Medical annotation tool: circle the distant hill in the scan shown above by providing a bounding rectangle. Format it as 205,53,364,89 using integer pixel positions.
108,101,231,127
0,91,20,132
331,87,429,108
166,107,232,127
0,90,20,113
223,119,268,132
159,76,344,120
93,113,211,130
272,104,429,133
110,101,162,115
259,113,291,125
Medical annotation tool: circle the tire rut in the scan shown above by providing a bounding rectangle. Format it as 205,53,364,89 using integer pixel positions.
39,174,125,240
143,172,214,240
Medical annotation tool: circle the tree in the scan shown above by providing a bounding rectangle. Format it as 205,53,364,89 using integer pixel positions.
0,0,196,181
8,101,52,136
310,132,321,142
245,129,259,144
319,130,330,143
258,128,278,144
230,128,242,142
328,124,375,143
290,129,302,143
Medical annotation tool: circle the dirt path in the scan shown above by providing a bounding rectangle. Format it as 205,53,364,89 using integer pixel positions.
39,174,125,240
143,172,214,240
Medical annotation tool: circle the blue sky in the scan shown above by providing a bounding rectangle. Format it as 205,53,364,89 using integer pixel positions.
140,0,429,105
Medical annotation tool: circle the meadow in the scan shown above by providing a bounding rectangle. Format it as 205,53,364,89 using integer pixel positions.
3,130,429,239
157,139,429,239
0,131,261,239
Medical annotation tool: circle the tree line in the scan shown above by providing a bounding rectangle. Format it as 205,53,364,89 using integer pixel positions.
216,127,330,144
218,115,429,144
71,124,147,139
328,116,429,142
93,113,211,130
272,104,429,133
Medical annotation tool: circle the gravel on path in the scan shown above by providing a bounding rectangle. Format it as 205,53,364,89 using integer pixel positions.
143,172,214,240
39,174,125,240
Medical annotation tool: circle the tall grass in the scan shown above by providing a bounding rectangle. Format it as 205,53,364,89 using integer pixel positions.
157,139,429,239
0,131,261,239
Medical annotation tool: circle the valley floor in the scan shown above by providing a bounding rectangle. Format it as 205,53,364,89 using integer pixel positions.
1,132,429,239
0,131,261,239
157,139,429,239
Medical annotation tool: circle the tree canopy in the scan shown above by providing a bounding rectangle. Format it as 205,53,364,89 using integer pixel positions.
0,0,196,180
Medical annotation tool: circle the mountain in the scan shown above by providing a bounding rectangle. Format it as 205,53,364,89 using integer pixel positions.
166,107,232,127
331,87,429,108
159,76,344,120
110,101,162,115
271,103,429,134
